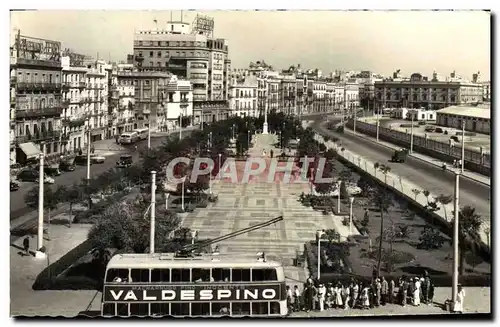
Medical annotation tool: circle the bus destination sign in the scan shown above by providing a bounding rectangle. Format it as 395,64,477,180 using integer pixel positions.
104,284,282,302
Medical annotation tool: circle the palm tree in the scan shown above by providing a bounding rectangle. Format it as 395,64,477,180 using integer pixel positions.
455,206,482,275
422,190,431,204
371,191,392,277
374,162,380,178
411,188,421,201
435,194,453,221
379,165,391,185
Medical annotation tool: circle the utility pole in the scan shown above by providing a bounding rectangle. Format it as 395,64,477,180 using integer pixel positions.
452,172,460,310
86,125,91,181
150,171,156,254
36,143,45,258
461,120,465,173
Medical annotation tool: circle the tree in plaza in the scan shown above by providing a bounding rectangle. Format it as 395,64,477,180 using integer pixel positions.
339,180,349,200
370,189,393,278
454,206,482,275
25,185,62,225
87,196,183,255
324,228,341,244
435,194,453,221
55,184,83,227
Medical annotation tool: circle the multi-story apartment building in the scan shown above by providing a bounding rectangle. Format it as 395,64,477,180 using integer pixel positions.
345,82,360,112
280,76,297,116
229,74,258,117
375,72,484,110
85,60,110,142
312,80,327,113
61,54,90,152
109,64,137,135
131,16,230,124
10,31,63,165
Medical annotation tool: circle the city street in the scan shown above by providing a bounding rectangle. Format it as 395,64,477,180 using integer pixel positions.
10,130,188,220
311,118,491,225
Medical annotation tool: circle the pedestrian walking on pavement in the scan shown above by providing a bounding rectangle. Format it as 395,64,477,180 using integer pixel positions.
381,276,389,305
90,145,95,154
23,236,30,256
388,278,395,304
293,285,301,311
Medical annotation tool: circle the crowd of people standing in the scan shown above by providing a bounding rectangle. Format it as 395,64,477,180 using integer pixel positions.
287,271,437,313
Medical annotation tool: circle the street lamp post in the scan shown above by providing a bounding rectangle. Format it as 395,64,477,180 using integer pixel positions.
316,230,325,280
165,193,170,210
247,130,250,149
337,181,342,214
36,143,46,258
410,113,414,153
179,112,183,141
86,125,91,181
181,177,185,211
452,171,460,311
353,106,357,134
461,120,465,173
150,171,156,254
218,153,222,180
376,113,380,142
349,197,354,235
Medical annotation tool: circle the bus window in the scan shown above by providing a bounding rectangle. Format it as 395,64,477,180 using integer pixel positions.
171,269,191,282
251,302,269,315
151,269,170,282
130,303,149,317
270,302,280,314
212,303,230,316
212,268,230,282
131,268,150,282
252,268,278,281
231,302,250,316
106,268,129,282
171,303,190,316
102,303,115,316
231,268,251,282
117,303,129,317
191,303,210,316
192,268,211,282
151,303,169,317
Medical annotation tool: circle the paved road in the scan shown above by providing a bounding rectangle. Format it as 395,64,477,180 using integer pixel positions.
9,131,188,220
312,119,491,225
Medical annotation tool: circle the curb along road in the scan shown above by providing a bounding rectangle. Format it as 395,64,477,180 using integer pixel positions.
343,123,490,187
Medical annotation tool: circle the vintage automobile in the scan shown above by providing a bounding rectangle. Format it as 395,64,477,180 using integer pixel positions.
17,170,55,184
90,154,106,164
116,154,133,168
59,159,76,172
10,180,20,192
391,148,409,163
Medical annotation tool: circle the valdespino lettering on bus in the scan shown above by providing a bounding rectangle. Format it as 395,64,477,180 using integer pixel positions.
104,284,281,302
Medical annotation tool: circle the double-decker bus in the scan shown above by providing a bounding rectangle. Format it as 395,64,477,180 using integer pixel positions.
101,253,287,317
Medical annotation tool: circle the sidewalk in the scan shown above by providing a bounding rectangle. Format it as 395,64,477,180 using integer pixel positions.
345,127,490,186
314,134,491,249
291,286,490,316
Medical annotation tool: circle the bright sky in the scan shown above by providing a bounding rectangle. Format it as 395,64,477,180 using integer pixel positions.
10,10,491,80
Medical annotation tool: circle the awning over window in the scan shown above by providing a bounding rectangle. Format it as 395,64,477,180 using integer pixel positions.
19,142,41,159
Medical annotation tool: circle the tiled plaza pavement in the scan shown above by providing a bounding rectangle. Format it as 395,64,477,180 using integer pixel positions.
182,133,342,285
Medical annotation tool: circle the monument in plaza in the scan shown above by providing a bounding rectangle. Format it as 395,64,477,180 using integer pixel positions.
263,107,269,134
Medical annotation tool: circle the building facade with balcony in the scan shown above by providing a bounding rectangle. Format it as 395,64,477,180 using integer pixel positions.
344,82,360,112
374,72,484,110
61,55,90,153
164,75,194,129
110,64,137,135
229,75,258,117
10,31,63,164
132,20,230,105
85,60,110,142
280,76,297,116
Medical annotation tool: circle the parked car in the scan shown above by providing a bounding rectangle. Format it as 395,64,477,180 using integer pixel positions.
75,155,92,166
90,154,106,164
116,154,133,168
10,180,19,192
59,160,76,172
434,127,444,133
17,170,55,184
35,165,62,177
391,148,409,163
450,135,459,142
424,126,436,132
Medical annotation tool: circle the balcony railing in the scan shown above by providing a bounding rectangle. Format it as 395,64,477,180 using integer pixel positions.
61,99,70,108
17,82,62,91
15,130,61,143
78,82,87,88
16,106,63,119
62,117,86,127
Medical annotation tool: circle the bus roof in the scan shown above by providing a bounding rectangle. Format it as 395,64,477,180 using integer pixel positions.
133,127,149,132
120,132,136,136
106,253,282,269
